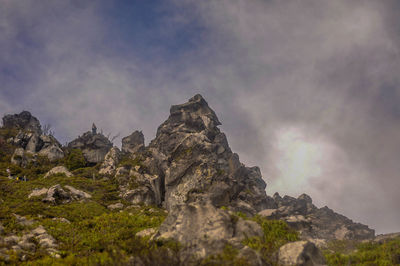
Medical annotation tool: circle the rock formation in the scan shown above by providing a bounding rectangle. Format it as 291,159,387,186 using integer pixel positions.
258,193,374,242
2,111,64,163
67,131,113,164
121,131,144,154
2,111,42,134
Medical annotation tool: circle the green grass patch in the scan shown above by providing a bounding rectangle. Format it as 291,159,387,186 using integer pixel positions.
324,237,400,265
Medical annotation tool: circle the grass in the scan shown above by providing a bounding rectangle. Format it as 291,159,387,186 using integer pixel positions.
323,238,400,265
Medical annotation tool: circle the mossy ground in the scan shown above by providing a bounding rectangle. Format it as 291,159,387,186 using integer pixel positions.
323,238,400,265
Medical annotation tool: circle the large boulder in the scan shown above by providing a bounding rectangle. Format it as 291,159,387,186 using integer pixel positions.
44,166,73,178
121,131,144,154
67,131,113,164
2,111,42,134
37,135,64,162
278,241,327,266
155,200,263,261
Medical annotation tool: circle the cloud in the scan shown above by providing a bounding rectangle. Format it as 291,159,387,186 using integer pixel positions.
1,0,400,233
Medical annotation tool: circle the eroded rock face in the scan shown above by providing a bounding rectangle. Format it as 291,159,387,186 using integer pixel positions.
29,184,91,204
148,94,271,213
2,111,42,134
259,193,375,241
3,111,64,162
155,200,263,260
122,131,144,154
99,147,121,175
68,132,113,163
278,241,327,266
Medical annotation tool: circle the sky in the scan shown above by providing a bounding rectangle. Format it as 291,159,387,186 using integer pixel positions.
1,0,399,234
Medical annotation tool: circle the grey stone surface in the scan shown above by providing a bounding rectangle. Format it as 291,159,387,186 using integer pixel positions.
121,131,145,154
99,147,121,175
2,111,42,134
68,131,113,163
44,166,72,178
278,241,327,266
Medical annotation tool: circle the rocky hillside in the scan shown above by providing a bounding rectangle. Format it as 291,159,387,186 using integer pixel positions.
0,95,398,265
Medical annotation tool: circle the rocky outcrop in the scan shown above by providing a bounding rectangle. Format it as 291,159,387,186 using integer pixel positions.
147,94,271,213
122,131,144,154
68,131,113,164
155,200,263,262
28,184,91,204
258,193,375,241
99,147,121,175
278,241,327,266
0,215,60,261
3,111,64,162
44,166,73,178
2,111,42,134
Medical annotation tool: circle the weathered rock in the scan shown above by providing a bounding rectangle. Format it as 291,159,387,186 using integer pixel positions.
42,185,70,204
99,147,121,175
122,131,145,154
13,214,34,226
107,203,124,210
52,217,71,223
65,185,92,199
263,193,375,241
278,241,326,266
4,111,65,162
68,131,113,163
147,94,270,213
2,111,42,134
11,147,29,167
4,235,20,246
33,184,92,204
32,226,47,236
44,166,72,178
136,228,157,238
155,201,263,260
28,188,48,198
38,135,64,161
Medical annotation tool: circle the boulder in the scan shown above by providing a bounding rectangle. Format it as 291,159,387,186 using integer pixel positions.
122,131,145,154
68,131,113,163
278,241,326,266
65,185,91,199
99,147,121,175
44,166,72,178
107,203,124,210
11,147,29,167
155,200,263,260
38,135,64,161
136,228,157,238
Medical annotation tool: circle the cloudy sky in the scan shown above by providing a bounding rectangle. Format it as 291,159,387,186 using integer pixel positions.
1,0,400,234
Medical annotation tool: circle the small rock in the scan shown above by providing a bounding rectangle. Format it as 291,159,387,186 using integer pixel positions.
52,217,71,223
278,240,327,266
108,203,124,210
44,166,72,178
28,188,48,198
258,209,278,218
4,235,20,245
18,240,36,251
136,228,157,238
32,225,47,236
13,214,34,226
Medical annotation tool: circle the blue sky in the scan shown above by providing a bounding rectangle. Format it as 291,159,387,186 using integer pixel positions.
1,0,400,234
